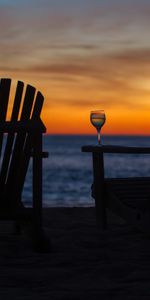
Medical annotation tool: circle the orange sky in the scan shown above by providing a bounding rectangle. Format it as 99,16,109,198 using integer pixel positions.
1,0,150,135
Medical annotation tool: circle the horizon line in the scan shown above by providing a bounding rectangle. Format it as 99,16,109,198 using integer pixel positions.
45,133,150,137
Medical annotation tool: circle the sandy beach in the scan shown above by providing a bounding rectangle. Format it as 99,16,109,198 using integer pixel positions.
0,207,150,299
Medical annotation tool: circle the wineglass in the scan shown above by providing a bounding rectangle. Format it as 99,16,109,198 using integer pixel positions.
90,110,106,145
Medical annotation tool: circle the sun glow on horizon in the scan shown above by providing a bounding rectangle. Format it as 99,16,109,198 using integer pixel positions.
1,0,150,135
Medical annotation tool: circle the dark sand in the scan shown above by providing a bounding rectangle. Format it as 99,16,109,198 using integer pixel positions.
0,207,150,299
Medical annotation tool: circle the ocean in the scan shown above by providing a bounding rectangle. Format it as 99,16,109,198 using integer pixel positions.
22,135,150,207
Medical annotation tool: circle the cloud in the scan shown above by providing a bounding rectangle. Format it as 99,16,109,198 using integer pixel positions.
109,48,150,65
0,0,150,112
17,45,149,110
0,0,149,64
25,46,150,80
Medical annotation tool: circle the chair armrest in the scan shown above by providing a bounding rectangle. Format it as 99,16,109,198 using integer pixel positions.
0,119,46,133
31,151,49,158
82,145,150,154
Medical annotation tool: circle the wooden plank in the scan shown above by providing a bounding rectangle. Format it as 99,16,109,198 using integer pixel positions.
0,120,46,132
32,132,43,235
20,84,36,120
11,81,24,120
105,177,150,209
0,81,24,192
0,79,11,157
82,145,150,154
14,91,45,243
92,152,107,229
13,90,45,204
31,91,44,119
5,84,36,204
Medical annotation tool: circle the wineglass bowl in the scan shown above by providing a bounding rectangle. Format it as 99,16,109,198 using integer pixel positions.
90,110,106,144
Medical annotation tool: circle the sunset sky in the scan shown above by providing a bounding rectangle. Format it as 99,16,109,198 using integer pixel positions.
0,0,150,135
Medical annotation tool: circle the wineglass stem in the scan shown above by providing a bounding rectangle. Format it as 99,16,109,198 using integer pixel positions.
97,128,101,144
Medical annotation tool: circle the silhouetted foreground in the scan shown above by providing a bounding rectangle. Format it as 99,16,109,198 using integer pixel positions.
0,207,150,299
0,78,48,251
82,145,150,230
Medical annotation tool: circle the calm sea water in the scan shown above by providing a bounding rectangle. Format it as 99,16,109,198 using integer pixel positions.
22,135,150,207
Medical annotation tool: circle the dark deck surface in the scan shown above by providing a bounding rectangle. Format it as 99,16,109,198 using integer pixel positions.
0,207,150,299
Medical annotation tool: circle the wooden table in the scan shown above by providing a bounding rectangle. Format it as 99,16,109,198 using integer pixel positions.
82,145,150,229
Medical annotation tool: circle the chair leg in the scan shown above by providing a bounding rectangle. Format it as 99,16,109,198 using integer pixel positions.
13,221,22,235
32,132,51,252
92,152,107,229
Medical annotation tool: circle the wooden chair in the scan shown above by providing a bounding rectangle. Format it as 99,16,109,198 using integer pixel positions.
82,145,150,230
0,78,49,251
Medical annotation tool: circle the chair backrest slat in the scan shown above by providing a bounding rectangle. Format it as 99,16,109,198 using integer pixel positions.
5,83,36,204
20,85,36,120
31,91,44,119
15,91,44,199
0,81,24,192
0,78,11,120
0,79,11,157
11,81,24,121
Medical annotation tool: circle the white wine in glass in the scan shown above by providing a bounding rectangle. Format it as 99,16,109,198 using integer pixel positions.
90,110,106,144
